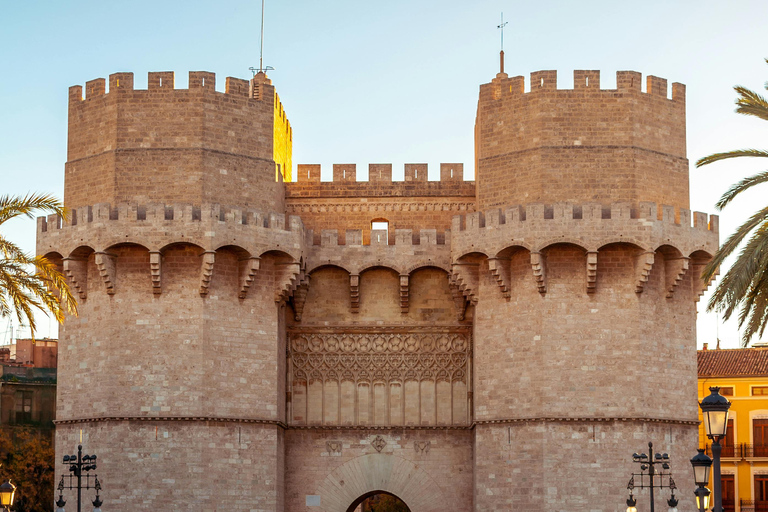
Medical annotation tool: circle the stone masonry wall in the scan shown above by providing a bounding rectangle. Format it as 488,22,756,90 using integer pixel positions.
284,428,473,512
475,71,688,212
65,72,284,212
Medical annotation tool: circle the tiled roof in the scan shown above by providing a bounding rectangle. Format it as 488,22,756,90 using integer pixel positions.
698,348,768,377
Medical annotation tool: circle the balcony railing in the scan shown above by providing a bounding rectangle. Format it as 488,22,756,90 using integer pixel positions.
702,443,768,458
704,443,740,458
743,444,768,458
740,499,768,512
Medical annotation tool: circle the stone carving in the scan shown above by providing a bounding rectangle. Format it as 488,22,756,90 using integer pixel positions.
372,435,386,452
288,330,470,384
326,440,342,454
414,441,430,454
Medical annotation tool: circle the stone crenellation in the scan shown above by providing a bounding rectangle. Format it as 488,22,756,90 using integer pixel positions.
43,68,715,512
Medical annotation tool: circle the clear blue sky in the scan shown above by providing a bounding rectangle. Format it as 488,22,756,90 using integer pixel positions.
1,0,767,346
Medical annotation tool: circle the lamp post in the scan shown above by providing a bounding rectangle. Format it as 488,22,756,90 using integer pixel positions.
691,448,713,512
56,445,102,512
0,480,15,512
699,386,731,512
625,441,679,512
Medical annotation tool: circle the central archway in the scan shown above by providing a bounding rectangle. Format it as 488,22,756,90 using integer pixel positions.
315,453,449,512
345,491,411,512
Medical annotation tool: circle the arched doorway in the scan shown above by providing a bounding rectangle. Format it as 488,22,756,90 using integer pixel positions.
346,491,411,512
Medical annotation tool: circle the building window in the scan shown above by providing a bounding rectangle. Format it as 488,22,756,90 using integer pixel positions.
721,474,735,511
14,391,32,424
752,386,768,396
756,475,768,501
720,386,734,396
755,419,768,457
722,419,736,457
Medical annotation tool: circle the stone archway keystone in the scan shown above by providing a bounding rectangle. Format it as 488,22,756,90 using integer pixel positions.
315,453,448,512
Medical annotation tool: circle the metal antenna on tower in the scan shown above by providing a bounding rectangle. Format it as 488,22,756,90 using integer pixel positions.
250,0,274,76
497,12,508,74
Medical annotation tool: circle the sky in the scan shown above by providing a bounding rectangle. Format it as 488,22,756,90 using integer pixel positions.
1,0,767,347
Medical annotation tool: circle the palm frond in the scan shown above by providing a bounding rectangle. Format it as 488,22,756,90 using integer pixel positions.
715,170,768,210
696,149,768,168
0,193,67,225
701,206,768,282
734,86,768,122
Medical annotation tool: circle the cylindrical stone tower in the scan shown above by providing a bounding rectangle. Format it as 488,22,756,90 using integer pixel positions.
38,71,302,511
460,69,719,510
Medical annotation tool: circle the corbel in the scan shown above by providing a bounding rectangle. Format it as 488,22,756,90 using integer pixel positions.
530,251,547,294
487,257,511,300
634,251,655,294
450,262,480,305
149,251,162,295
292,275,311,321
62,257,88,300
350,274,360,313
274,261,302,303
691,260,717,302
238,257,260,299
400,275,409,313
448,275,468,321
586,251,598,294
94,252,116,295
665,256,690,299
199,250,216,297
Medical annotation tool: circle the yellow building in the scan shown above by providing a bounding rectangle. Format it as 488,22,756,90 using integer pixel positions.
699,345,768,512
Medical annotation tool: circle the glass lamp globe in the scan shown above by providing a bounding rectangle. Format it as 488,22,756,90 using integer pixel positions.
700,386,731,440
0,480,16,508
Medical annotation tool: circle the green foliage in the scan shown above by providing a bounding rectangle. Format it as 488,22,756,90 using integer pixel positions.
360,493,410,512
0,193,77,335
0,428,55,512
696,58,768,346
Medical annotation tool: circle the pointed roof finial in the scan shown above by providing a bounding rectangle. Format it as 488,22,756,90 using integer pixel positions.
497,12,508,75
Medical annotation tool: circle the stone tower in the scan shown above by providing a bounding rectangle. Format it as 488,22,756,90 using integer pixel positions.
37,68,718,512
466,69,717,510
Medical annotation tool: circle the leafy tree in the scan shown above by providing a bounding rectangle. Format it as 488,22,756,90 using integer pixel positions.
0,428,55,512
0,193,77,335
697,58,768,346
361,493,410,512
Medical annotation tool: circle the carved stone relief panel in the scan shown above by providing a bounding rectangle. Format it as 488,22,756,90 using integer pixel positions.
287,327,471,427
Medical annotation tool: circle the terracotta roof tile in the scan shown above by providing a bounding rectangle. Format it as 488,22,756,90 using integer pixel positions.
698,348,768,377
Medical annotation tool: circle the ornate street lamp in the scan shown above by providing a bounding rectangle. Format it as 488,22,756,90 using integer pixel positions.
691,448,713,512
56,445,102,512
625,442,679,512
700,386,731,512
0,480,16,512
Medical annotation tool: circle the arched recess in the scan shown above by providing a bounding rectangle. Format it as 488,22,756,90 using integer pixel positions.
593,242,648,295
655,244,689,299
315,453,449,512
358,266,401,320
689,250,715,301
294,264,351,324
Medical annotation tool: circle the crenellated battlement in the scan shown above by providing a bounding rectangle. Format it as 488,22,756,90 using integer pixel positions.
293,163,468,183
480,70,685,101
475,69,690,213
308,228,448,247
450,201,718,262
65,71,287,211
70,71,274,103
37,203,305,263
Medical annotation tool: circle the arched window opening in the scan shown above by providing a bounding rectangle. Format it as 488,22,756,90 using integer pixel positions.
371,219,389,245
347,491,411,512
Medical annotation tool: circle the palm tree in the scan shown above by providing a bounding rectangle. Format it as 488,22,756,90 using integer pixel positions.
697,58,768,346
0,193,77,337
